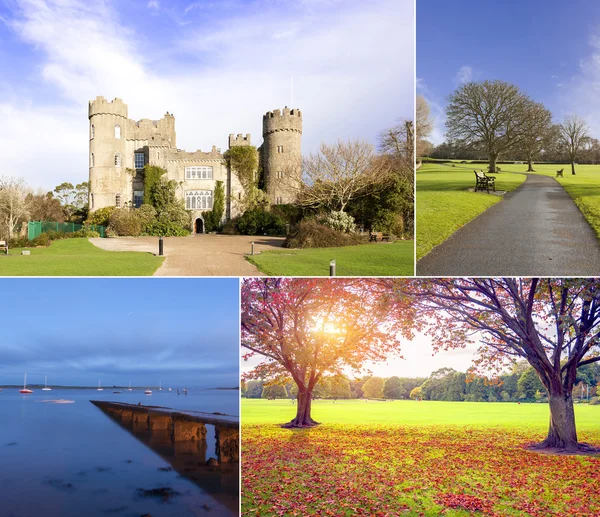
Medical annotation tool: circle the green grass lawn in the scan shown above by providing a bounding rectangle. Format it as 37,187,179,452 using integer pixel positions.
246,240,414,276
0,238,163,276
242,399,600,516
485,162,600,240
416,163,527,259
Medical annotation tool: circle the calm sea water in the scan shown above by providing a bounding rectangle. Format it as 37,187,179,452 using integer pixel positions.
0,388,239,517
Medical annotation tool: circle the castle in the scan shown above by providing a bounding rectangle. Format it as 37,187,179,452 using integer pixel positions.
88,96,302,232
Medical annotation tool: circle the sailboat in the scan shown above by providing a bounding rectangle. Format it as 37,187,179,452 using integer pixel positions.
128,382,132,392
97,380,103,391
20,373,33,394
158,380,162,391
182,387,188,395
144,388,152,395
42,375,52,391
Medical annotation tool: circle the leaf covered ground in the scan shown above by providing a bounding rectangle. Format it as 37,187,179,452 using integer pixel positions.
242,423,600,516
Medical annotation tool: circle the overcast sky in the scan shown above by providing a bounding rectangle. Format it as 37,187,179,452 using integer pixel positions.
417,0,600,145
0,0,414,191
0,278,239,388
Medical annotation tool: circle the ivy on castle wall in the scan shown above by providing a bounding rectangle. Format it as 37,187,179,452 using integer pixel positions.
204,180,225,232
143,165,167,207
224,146,258,191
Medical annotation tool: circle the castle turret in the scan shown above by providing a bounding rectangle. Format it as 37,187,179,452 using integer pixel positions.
262,107,302,204
88,96,129,211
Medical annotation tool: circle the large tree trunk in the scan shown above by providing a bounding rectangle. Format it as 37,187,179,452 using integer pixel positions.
527,157,535,172
571,160,576,175
536,393,579,451
282,390,319,428
488,153,498,173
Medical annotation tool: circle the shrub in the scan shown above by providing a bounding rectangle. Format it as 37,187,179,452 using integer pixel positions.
73,228,100,238
107,208,142,236
221,219,238,235
136,204,157,232
235,209,286,236
144,221,190,237
589,396,600,406
318,211,356,234
31,233,51,247
86,206,115,227
285,220,364,249
8,236,29,248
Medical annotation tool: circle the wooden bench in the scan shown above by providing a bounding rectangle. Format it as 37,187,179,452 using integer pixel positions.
369,232,391,242
0,240,7,255
556,168,564,178
474,170,496,193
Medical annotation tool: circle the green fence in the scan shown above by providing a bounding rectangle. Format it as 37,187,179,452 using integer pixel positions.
28,221,106,240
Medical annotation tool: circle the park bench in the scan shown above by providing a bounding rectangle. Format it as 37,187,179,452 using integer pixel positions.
0,240,7,255
556,168,564,178
474,170,496,193
369,232,391,242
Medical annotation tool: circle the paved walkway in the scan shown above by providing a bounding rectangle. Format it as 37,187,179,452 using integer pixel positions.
417,174,600,276
89,234,284,276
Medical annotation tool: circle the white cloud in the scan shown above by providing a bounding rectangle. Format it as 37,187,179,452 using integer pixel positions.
455,65,472,85
147,0,159,11
0,0,414,190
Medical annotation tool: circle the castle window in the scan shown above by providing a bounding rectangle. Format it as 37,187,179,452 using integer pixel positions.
134,191,144,208
115,125,121,139
115,194,121,208
90,194,94,209
90,153,95,167
277,145,283,153
134,152,145,169
276,171,283,179
275,196,283,204
185,166,213,180
90,124,95,139
115,153,122,167
185,190,213,210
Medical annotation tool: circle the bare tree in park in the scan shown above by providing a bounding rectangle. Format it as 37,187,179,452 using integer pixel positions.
382,278,600,453
0,176,30,239
241,278,411,428
416,95,434,160
518,103,554,172
293,140,391,212
559,115,589,175
446,80,534,173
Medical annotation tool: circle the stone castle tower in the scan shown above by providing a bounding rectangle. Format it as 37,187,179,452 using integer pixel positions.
261,107,302,204
88,97,301,229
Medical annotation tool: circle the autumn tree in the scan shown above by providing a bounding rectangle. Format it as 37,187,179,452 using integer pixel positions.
241,278,411,428
558,115,589,175
26,191,66,222
388,278,600,452
446,80,534,173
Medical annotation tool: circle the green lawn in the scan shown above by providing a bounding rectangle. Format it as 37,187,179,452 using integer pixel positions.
246,240,414,276
242,398,599,430
484,162,600,240
0,238,163,276
242,399,600,516
416,163,527,259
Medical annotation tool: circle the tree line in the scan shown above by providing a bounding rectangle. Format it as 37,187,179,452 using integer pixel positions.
417,80,593,174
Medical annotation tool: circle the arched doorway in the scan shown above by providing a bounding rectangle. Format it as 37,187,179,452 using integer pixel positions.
194,218,204,234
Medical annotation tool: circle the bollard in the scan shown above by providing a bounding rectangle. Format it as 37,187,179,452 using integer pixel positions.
159,236,164,256
251,242,255,256
329,259,336,277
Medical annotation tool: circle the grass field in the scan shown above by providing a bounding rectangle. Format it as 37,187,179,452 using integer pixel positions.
416,163,527,259
0,238,163,276
246,241,414,276
242,399,600,516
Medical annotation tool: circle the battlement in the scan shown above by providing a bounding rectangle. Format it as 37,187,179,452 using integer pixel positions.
228,133,252,147
89,96,128,119
263,106,302,136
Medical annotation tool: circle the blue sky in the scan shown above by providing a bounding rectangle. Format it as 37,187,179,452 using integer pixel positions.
418,0,600,144
0,278,239,388
0,0,413,191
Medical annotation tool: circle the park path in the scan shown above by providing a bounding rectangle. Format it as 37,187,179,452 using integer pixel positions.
89,234,285,276
417,174,600,276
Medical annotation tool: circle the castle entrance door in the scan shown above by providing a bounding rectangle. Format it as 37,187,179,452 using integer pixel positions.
194,218,204,234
